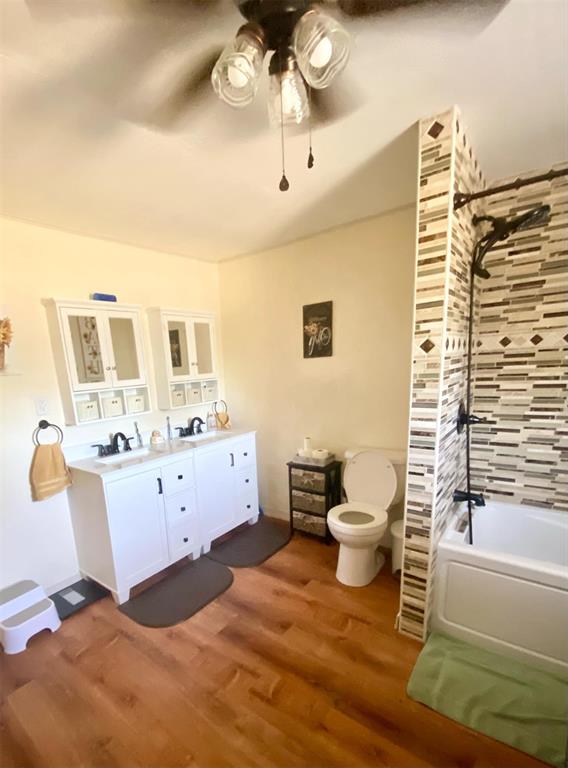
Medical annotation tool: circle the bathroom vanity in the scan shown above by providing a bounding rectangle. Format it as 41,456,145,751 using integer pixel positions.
67,430,258,604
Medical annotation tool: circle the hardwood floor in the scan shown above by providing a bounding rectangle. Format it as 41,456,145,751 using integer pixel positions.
1,533,545,768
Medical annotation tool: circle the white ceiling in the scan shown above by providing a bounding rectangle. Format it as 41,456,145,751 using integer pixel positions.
1,0,567,262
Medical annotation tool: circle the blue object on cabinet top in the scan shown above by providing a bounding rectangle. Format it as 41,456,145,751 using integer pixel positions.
91,293,117,302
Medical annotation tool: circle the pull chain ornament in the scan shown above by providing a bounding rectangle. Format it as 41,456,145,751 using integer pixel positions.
278,51,289,192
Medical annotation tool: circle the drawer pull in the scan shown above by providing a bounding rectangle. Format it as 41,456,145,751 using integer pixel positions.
157,478,163,495
177,474,183,480
244,452,248,457
247,504,251,509
181,506,186,512
183,537,188,543
245,478,250,483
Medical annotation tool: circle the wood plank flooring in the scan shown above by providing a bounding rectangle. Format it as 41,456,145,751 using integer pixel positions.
1,533,546,768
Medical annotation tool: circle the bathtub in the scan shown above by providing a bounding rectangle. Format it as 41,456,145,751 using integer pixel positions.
432,500,568,679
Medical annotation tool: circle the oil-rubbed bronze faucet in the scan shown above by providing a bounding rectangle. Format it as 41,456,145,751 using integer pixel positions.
111,432,133,453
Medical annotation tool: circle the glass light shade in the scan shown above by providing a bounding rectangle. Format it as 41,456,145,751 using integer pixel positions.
268,68,310,126
211,25,266,108
292,8,350,89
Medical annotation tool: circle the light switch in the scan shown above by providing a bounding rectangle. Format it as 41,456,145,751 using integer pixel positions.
34,397,49,417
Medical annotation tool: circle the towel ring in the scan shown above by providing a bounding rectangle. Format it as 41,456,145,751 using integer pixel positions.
32,420,64,446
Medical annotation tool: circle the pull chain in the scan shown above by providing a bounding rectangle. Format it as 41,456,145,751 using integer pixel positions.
279,57,289,192
307,84,314,169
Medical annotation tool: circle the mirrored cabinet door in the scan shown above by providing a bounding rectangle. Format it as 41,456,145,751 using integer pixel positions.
106,311,145,387
191,319,216,377
166,318,192,378
59,308,112,391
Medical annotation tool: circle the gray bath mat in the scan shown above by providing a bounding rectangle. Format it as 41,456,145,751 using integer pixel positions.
118,557,233,628
206,517,291,568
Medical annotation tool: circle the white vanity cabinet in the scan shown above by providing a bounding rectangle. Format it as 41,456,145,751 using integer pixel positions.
196,433,259,552
45,299,150,425
69,454,201,604
67,432,258,605
148,308,221,411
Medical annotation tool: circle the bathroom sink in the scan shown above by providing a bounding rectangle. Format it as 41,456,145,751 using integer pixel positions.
95,447,152,465
180,431,221,446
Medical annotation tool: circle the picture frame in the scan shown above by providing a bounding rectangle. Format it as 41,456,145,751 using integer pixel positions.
303,301,333,358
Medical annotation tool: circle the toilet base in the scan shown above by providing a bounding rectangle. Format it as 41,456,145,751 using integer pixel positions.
336,545,385,587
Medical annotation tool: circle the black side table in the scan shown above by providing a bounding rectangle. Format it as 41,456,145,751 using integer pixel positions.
287,459,342,543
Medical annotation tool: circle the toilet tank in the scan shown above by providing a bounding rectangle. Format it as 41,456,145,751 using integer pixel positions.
344,447,407,505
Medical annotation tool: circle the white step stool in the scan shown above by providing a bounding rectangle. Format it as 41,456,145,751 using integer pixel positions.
0,580,61,654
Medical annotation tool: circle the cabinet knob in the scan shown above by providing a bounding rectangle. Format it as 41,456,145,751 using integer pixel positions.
181,506,186,512
245,478,250,483
247,504,251,509
105,366,111,371
183,537,188,543
244,452,248,457
178,474,183,480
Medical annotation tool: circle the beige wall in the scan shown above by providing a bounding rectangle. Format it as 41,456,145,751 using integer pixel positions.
0,217,220,592
219,207,416,520
0,208,415,593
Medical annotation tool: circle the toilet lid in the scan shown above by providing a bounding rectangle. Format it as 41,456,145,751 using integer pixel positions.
344,450,397,508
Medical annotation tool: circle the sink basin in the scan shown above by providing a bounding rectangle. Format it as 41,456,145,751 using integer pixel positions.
180,431,221,446
95,447,152,465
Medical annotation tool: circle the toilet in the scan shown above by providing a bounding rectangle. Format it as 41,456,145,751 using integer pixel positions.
327,448,406,587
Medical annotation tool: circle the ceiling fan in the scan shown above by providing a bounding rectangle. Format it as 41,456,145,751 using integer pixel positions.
24,0,507,188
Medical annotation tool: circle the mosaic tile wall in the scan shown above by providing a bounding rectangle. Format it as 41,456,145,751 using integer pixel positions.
470,166,568,510
400,107,567,641
399,108,457,639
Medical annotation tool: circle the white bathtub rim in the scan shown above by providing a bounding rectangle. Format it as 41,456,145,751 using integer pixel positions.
438,538,568,588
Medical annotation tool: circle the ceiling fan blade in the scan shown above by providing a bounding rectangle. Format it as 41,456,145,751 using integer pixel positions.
309,77,363,127
146,47,223,129
333,0,424,15
24,0,223,23
330,0,507,17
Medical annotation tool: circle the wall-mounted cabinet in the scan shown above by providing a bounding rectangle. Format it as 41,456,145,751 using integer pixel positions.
148,308,221,411
45,299,151,425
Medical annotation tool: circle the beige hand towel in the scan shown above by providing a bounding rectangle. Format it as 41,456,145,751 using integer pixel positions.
30,443,72,501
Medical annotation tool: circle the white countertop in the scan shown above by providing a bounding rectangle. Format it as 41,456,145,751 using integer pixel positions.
67,429,255,479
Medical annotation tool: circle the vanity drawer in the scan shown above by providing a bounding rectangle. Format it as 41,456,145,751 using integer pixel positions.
167,514,199,562
161,459,193,496
293,511,327,537
236,492,258,522
164,489,195,526
235,467,257,498
291,468,325,493
291,489,326,517
231,437,256,470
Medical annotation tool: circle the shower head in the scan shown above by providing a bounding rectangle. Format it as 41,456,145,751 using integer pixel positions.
471,204,551,279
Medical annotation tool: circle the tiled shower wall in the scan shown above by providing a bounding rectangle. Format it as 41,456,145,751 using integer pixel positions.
400,107,567,641
399,107,484,639
471,167,568,509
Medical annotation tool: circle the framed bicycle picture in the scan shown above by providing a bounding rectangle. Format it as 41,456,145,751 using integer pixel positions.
303,301,333,358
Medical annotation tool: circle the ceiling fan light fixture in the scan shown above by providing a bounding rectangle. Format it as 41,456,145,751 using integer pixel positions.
292,7,350,89
211,23,267,108
267,49,310,127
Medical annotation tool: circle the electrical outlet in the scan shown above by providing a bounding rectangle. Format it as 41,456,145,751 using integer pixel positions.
34,397,49,417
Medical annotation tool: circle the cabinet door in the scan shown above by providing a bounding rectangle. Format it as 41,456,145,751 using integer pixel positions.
59,308,112,391
164,316,192,379
105,469,169,587
105,310,146,388
189,317,217,378
195,447,235,542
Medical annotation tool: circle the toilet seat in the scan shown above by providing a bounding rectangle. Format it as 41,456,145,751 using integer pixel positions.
328,502,388,534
